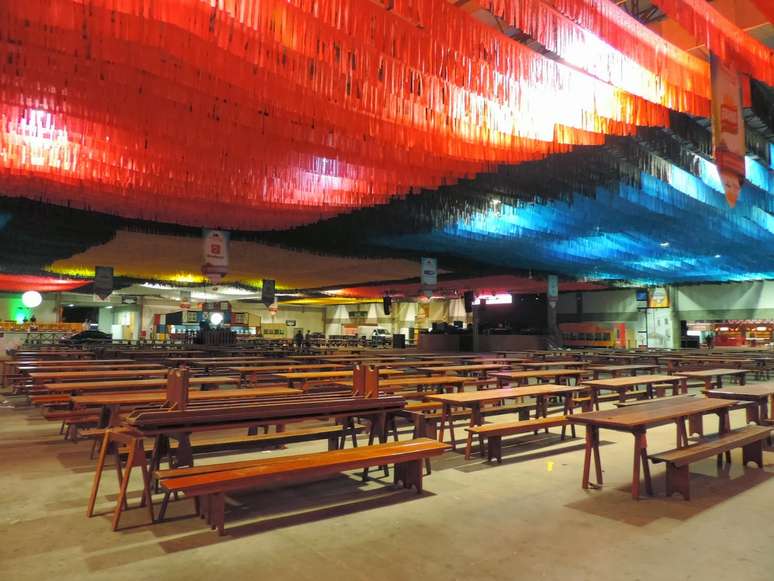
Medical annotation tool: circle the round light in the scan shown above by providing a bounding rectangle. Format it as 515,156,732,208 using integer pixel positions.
21,291,42,308
210,312,224,325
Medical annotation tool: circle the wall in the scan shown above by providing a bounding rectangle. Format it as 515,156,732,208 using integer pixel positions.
0,295,60,324
673,281,774,321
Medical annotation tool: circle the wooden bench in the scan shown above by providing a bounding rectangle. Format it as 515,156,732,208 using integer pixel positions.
30,394,70,406
649,425,771,500
43,409,101,441
466,416,570,462
158,438,450,535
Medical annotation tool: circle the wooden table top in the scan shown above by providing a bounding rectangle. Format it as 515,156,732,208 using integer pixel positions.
45,376,240,392
417,364,509,373
18,363,165,372
30,369,169,381
703,384,774,399
426,383,584,404
9,358,134,367
71,387,301,406
273,369,404,380
171,358,299,366
676,368,750,377
582,374,685,388
519,361,589,368
569,397,738,430
491,369,586,379
334,375,468,388
228,364,346,373
586,364,660,372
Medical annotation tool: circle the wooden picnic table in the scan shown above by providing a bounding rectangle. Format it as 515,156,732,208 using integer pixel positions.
518,361,589,370
491,369,588,387
228,364,347,385
333,375,469,394
416,364,509,377
273,368,404,387
676,368,749,390
569,397,738,499
581,374,687,406
14,350,93,359
44,376,240,393
426,384,586,449
586,364,660,379
30,369,169,384
18,363,165,373
72,387,302,427
703,383,774,424
9,358,134,367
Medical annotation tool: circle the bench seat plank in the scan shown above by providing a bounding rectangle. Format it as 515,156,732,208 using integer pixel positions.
649,425,771,467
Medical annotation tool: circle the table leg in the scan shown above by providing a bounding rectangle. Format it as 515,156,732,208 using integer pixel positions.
437,403,449,443
465,404,482,460
676,418,688,447
582,426,602,489
715,376,723,389
631,430,652,499
740,372,746,386
718,409,731,464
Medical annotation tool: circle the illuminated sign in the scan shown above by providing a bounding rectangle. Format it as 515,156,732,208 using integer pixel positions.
473,293,512,306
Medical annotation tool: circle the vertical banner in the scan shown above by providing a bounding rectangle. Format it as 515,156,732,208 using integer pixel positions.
94,266,114,300
202,229,229,283
710,54,746,207
546,275,561,347
420,257,437,299
261,279,276,307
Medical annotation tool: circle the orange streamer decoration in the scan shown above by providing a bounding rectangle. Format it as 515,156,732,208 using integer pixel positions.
0,0,672,229
488,0,711,116
649,0,774,86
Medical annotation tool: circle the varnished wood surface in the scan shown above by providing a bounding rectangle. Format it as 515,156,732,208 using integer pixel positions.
569,397,737,430
582,374,685,388
228,364,346,373
586,364,660,373
30,369,168,381
703,383,774,399
417,364,510,374
71,387,301,405
675,368,750,378
44,376,240,392
426,384,582,404
491,369,586,380
333,375,467,388
273,369,404,380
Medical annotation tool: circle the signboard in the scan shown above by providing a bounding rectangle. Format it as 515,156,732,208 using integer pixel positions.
710,54,745,207
202,229,229,283
121,295,139,305
547,274,558,307
286,320,297,327
94,266,113,300
421,257,437,287
473,293,512,306
648,287,670,309
261,279,275,307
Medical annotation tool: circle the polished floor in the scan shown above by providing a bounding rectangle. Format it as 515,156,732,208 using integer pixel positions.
1,388,773,581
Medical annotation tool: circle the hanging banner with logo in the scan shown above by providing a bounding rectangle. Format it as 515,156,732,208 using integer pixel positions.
261,279,276,307
710,54,746,207
547,274,559,307
94,266,114,300
202,229,229,283
421,257,437,288
648,287,670,309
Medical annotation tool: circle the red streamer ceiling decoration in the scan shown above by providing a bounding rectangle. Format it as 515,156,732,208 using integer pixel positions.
649,0,774,86
0,0,674,229
0,274,89,293
487,0,711,116
749,0,774,27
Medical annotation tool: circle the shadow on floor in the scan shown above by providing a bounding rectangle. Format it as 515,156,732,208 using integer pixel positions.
565,461,773,527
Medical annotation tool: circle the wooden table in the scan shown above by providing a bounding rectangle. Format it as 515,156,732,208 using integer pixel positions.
18,363,165,373
334,375,469,394
30,369,169,384
676,368,749,390
703,383,774,424
273,368,404,387
416,364,509,377
44,376,240,394
228,364,346,385
569,397,738,499
491,369,587,387
518,361,589,370
582,374,687,406
72,387,302,427
426,384,586,450
586,364,660,379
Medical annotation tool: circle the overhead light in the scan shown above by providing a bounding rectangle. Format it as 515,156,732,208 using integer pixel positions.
21,290,43,308
67,303,75,307
660,242,670,248
105,305,113,309
714,254,721,258
210,312,224,326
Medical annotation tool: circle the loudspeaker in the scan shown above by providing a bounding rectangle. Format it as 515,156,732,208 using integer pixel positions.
383,296,392,315
463,291,474,313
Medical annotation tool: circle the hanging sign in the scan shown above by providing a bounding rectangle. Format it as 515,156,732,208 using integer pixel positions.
421,257,437,287
202,229,229,283
710,54,746,207
94,266,113,300
261,279,276,307
648,287,670,309
547,275,559,307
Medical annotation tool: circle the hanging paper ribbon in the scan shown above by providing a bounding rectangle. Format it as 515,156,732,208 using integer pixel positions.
649,0,774,86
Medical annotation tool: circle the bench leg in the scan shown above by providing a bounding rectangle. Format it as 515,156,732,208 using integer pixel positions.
688,414,703,438
667,465,690,500
395,460,424,493
742,440,764,468
488,436,502,464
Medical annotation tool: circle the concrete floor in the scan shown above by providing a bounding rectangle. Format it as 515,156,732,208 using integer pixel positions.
1,389,773,581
